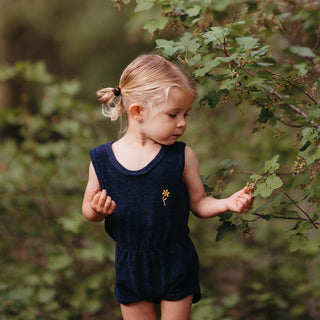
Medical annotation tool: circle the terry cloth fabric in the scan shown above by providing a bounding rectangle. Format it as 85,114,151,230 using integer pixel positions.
90,141,201,304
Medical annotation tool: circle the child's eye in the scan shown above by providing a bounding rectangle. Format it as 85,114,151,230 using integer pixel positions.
168,113,177,118
184,113,190,118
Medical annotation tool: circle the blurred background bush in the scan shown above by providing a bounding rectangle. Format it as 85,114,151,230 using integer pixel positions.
0,1,319,319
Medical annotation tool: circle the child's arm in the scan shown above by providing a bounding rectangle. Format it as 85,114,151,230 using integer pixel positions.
184,146,253,218
82,162,116,222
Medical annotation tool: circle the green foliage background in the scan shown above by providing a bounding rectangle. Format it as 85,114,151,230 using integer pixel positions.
1,0,320,319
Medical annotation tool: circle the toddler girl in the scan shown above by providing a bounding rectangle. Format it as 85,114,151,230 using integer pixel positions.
82,54,254,320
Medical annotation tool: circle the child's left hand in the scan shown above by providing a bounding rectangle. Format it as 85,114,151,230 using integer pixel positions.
226,186,254,214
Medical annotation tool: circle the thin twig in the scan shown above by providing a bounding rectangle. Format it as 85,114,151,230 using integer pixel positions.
270,87,320,128
251,212,320,225
279,188,318,229
277,117,304,128
312,25,320,51
215,45,320,128
260,67,319,105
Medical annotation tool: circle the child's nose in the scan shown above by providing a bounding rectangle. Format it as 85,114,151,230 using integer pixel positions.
177,117,187,128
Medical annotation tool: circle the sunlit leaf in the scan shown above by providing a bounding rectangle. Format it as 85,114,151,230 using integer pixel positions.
289,46,316,58
144,16,168,33
185,5,201,17
135,0,155,12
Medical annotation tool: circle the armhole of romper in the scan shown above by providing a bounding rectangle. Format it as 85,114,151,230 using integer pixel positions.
177,142,186,182
89,147,106,190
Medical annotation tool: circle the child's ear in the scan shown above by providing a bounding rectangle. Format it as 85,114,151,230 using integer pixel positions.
129,104,144,121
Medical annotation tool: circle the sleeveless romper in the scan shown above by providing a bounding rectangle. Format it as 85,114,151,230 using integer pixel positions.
90,141,201,305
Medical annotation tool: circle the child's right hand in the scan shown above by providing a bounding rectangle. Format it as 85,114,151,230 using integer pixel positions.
90,189,116,216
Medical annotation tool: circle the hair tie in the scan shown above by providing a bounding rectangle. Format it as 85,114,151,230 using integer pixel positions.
112,86,121,97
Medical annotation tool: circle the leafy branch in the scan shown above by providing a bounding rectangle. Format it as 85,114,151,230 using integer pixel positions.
259,67,319,106
250,212,320,226
279,188,318,230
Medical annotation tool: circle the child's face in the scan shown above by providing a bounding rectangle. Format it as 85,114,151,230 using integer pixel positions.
142,87,194,145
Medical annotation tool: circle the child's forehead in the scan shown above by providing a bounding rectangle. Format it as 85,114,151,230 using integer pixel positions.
167,87,195,103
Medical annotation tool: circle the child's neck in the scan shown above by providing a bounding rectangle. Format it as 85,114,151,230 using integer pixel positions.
112,133,162,171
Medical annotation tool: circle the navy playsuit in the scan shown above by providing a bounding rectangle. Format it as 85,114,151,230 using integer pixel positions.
90,141,201,305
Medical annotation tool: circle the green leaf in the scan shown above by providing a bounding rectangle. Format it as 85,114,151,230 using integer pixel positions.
178,32,201,53
251,45,270,57
78,243,111,263
253,182,273,198
144,16,168,33
220,158,238,168
261,155,280,173
248,76,269,88
266,173,283,190
156,39,183,57
135,0,155,12
48,254,73,271
200,89,228,109
289,45,316,58
289,234,319,253
194,56,234,77
309,107,320,119
294,62,308,75
236,36,259,50
219,211,233,221
61,79,81,95
203,27,229,45
24,61,53,83
260,214,274,221
185,5,201,17
37,288,56,304
212,0,233,11
58,215,83,233
187,54,202,67
283,210,299,218
220,77,243,90
249,174,264,181
300,147,320,166
253,194,283,213
0,64,16,80
7,286,34,302
216,221,237,241
300,127,318,149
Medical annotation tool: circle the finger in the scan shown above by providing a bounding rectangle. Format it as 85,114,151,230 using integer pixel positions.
97,189,108,210
235,197,252,213
91,190,102,205
245,184,255,196
90,191,102,212
236,197,248,209
244,186,255,196
106,200,116,215
101,196,115,215
89,188,100,201
239,193,253,202
234,186,249,197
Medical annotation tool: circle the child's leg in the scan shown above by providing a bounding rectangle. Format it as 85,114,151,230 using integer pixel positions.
120,301,157,320
160,295,193,320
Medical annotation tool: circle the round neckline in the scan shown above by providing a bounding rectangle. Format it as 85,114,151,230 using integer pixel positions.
105,142,167,176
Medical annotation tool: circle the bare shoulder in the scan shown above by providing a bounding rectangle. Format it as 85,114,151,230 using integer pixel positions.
184,145,199,169
183,145,206,212
183,145,200,181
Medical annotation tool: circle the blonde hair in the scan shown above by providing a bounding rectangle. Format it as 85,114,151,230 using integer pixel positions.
96,54,198,122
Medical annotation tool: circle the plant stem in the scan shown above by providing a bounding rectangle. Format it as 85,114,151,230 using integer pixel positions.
279,188,318,229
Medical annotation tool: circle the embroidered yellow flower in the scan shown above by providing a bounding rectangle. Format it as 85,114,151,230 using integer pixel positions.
162,189,170,206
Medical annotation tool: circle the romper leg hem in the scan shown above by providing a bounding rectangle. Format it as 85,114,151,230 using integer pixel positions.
163,290,201,304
